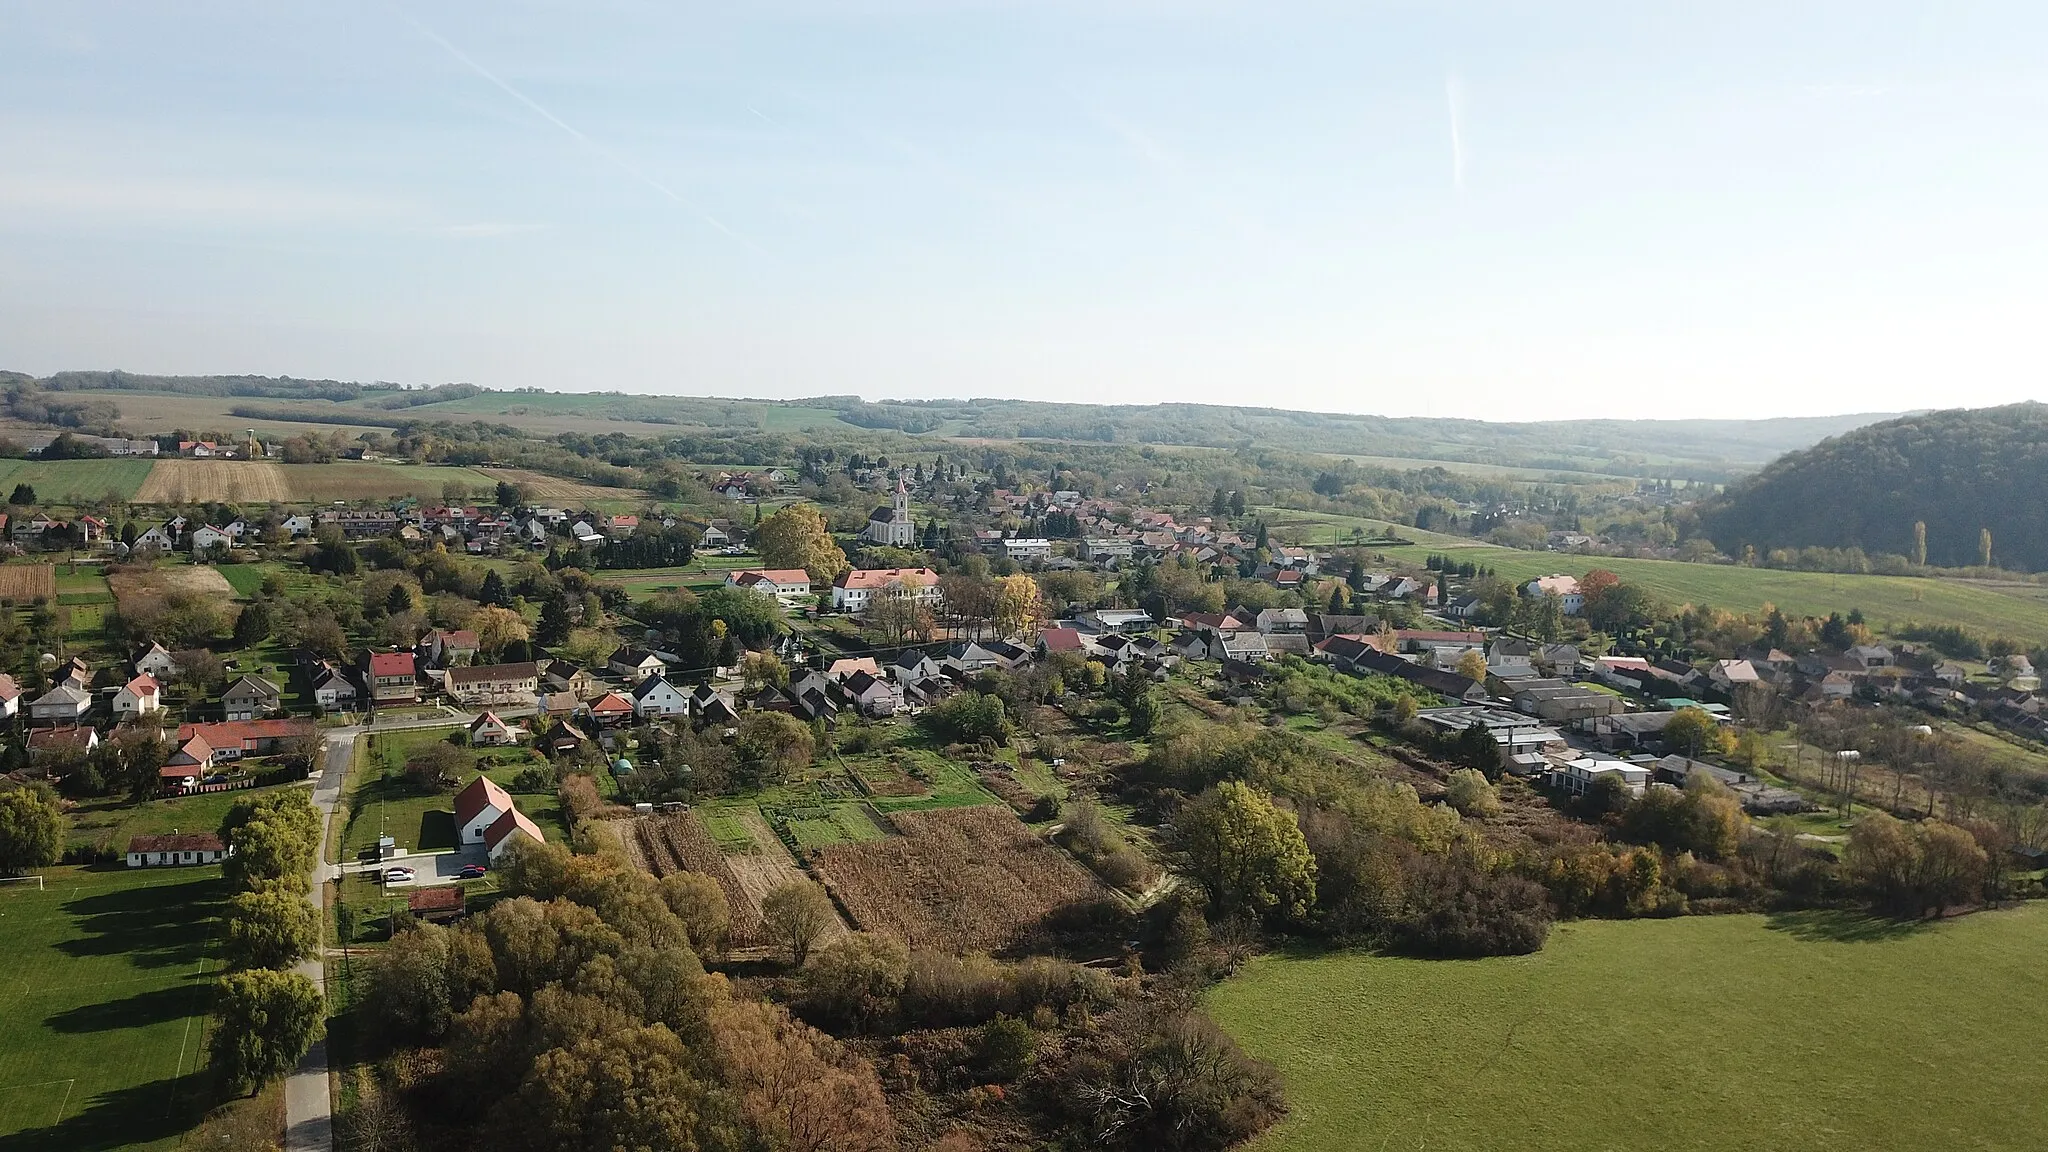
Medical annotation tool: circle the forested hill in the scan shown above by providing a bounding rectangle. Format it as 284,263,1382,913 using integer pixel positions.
1701,403,2048,571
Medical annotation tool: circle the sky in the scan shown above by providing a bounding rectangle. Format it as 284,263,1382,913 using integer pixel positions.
2,1,2045,422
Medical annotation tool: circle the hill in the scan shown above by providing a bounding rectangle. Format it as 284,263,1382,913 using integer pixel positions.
1702,403,2048,571
3,370,1893,481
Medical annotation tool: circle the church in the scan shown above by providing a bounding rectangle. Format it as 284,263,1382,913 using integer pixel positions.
862,476,917,547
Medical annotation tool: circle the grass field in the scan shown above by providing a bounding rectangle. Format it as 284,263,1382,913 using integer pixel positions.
213,564,267,598
0,866,226,1150
340,728,552,860
66,786,291,857
1209,907,2048,1152
0,459,154,503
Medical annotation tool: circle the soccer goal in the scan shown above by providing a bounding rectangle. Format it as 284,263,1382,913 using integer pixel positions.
0,876,45,891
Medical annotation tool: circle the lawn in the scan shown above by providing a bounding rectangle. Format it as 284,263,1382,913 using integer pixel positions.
213,564,268,598
66,785,297,858
1208,907,2048,1152
0,865,228,1150
0,458,155,503
339,728,552,860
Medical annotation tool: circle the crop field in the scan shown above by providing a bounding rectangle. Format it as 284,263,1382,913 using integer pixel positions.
106,565,235,617
624,811,771,948
811,806,1110,953
0,866,228,1150
488,467,645,504
0,458,155,503
1208,907,2048,1152
0,564,56,601
133,459,292,503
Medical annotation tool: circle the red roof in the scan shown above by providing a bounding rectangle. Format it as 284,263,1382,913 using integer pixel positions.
124,674,160,696
369,652,416,678
589,692,634,715
175,719,314,749
1040,627,1084,653
435,630,479,650
834,567,938,590
733,569,810,586
453,774,514,830
485,806,545,853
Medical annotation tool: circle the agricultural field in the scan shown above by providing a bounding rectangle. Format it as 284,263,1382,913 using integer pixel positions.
106,564,235,618
212,564,268,598
811,805,1111,953
487,467,645,505
0,866,228,1150
0,458,154,503
623,810,794,949
0,564,56,601
132,459,293,504
1209,907,2048,1152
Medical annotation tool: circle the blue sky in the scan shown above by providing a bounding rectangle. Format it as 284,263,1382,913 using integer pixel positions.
2,1,2044,421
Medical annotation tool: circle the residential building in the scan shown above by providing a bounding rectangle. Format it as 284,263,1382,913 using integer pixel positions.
365,652,419,704
725,569,813,604
831,567,942,613
444,662,541,708
631,675,689,718
27,726,99,760
468,711,523,747
0,673,18,719
426,629,481,667
131,641,178,679
28,684,93,725
588,692,636,726
485,807,546,861
126,833,229,868
189,525,233,553
544,662,596,697
1550,757,1651,798
175,719,315,760
1001,537,1053,562
111,674,164,719
311,664,360,709
456,775,518,844
1523,574,1585,615
222,675,282,721
607,648,667,682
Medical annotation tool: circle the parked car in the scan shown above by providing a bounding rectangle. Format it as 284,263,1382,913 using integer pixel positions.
383,867,415,883
457,864,488,879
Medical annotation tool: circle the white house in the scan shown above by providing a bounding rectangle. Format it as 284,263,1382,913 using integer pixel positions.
1550,757,1651,798
1524,574,1585,616
607,648,667,682
281,514,315,538
1001,538,1053,562
132,526,175,555
0,673,19,719
111,673,163,719
190,524,233,553
631,675,690,718
132,641,179,679
126,833,230,868
28,684,93,725
831,567,942,613
468,711,522,747
725,569,813,604
484,808,545,861
454,775,516,845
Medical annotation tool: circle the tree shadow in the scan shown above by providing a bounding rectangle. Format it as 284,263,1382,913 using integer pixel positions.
0,1074,213,1152
57,879,225,968
1763,908,1935,944
45,983,209,1033
417,810,457,851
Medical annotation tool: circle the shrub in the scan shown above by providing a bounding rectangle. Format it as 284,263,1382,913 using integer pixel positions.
1396,851,1552,957
1442,769,1500,818
801,932,910,1031
1044,1005,1285,1151
977,1014,1038,1081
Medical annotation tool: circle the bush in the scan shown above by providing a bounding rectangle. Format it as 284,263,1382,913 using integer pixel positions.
801,932,909,1031
1043,1005,1285,1151
922,692,1013,746
1396,851,1552,957
1442,769,1500,818
977,1013,1038,1081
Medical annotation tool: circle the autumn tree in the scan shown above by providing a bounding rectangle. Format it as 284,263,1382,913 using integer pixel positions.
514,1022,722,1152
470,605,528,660
741,650,789,692
221,887,321,970
657,872,731,955
1912,520,1928,567
1175,781,1317,922
1661,707,1733,759
210,968,324,1095
759,503,848,586
761,879,836,965
737,712,815,782
710,999,898,1152
992,573,1043,639
1454,649,1488,683
1443,769,1500,818
0,783,65,875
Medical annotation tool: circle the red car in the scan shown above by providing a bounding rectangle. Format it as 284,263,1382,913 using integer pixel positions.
457,864,488,879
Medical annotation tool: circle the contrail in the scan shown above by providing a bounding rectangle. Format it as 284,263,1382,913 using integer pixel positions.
1446,73,1466,194
396,7,755,248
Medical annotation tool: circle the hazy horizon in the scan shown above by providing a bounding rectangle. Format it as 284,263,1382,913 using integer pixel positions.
4,2,2045,422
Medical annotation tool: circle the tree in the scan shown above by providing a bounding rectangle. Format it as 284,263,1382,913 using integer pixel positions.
403,742,466,792
232,599,273,649
470,605,528,659
801,931,910,1031
479,569,510,607
516,1023,720,1152
709,999,897,1152
1443,769,1500,818
221,887,320,970
220,790,322,891
8,483,34,505
761,879,836,965
740,650,789,692
537,596,574,645
992,572,1043,639
1980,526,1994,568
758,503,847,585
495,479,523,508
1127,691,1162,737
1454,649,1488,683
657,872,730,954
736,712,815,781
921,691,1012,746
1661,707,1732,759
1175,781,1317,921
210,968,323,1095
0,784,65,875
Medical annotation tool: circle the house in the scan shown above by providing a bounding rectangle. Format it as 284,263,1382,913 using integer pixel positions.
689,685,740,726
311,664,360,709
111,673,164,719
831,567,942,613
175,719,314,760
603,513,640,539
1550,757,1651,797
280,514,315,538
1255,608,1308,635
1586,710,1681,752
407,885,466,923
0,673,18,719
365,652,419,704
725,569,814,604
1847,644,1896,671
222,675,282,721
189,524,233,553
426,629,481,667
1524,574,1585,615
699,524,731,548
631,675,689,719
862,477,918,546
544,663,596,697
839,670,899,718
57,656,91,690
485,807,546,861
27,725,99,760
166,734,215,773
886,650,942,684
587,691,637,726
826,657,884,681
126,833,229,868
572,520,605,545
77,514,108,545
1001,537,1053,562
607,648,667,682
942,642,1005,675
455,775,517,844
131,525,175,555
541,719,592,755
1708,659,1761,692
28,684,93,725
179,440,219,457
468,711,523,746
1510,681,1623,722
1416,707,1564,764
1077,609,1155,634
1039,627,1085,656
1217,632,1272,663
444,662,540,708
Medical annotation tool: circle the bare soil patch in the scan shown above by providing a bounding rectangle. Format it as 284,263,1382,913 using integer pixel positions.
107,564,235,618
0,565,56,601
136,459,293,503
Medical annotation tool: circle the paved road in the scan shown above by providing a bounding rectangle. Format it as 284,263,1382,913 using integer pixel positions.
282,727,357,1152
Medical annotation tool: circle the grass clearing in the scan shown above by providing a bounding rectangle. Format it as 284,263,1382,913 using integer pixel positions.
213,564,268,598
1209,907,2048,1152
0,458,154,503
0,865,227,1150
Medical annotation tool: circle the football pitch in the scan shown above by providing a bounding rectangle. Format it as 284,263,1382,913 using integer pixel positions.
0,866,227,1151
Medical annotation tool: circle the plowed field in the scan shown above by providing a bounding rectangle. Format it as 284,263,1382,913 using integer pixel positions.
135,460,292,503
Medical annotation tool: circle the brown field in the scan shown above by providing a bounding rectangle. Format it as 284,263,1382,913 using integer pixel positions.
491,468,644,504
135,459,293,503
626,811,770,948
107,564,236,616
811,806,1111,953
0,564,57,601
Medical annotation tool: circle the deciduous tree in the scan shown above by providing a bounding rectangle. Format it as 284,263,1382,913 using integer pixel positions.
222,887,320,970
1175,781,1317,921
0,783,65,875
210,968,323,1095
758,503,848,586
760,879,836,966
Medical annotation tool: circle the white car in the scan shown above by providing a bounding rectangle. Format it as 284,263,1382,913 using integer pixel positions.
382,867,416,884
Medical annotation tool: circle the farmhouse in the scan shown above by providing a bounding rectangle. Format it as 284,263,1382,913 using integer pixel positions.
607,648,667,682
444,661,540,708
221,675,282,721
28,684,93,725
725,569,813,604
631,675,689,718
27,725,99,760
126,833,230,867
831,567,942,613
175,718,314,761
454,775,517,844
